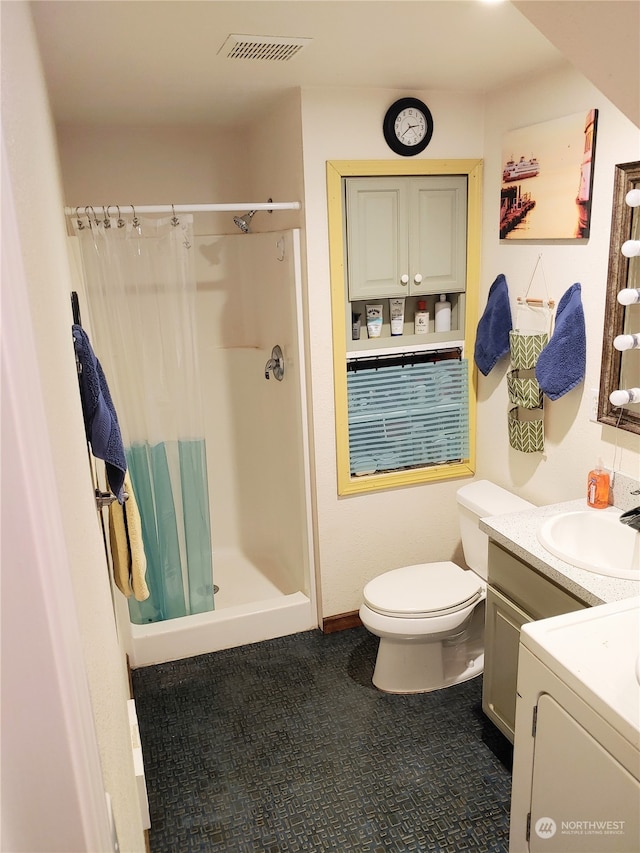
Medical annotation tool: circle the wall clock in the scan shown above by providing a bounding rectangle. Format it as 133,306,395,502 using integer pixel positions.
383,98,434,156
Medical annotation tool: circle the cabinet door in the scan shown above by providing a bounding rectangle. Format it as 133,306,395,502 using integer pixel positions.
346,178,409,300
410,176,467,296
483,585,532,743
528,694,640,852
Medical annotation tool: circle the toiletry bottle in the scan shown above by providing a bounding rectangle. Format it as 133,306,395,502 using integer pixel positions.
435,294,451,332
352,313,362,341
415,300,429,334
587,458,610,509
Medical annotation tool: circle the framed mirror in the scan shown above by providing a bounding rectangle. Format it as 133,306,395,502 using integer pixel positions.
598,160,640,434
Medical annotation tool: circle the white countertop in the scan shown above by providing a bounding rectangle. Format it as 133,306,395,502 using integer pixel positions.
480,499,640,606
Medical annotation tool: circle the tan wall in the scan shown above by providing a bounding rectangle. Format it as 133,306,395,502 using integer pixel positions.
1,4,145,850
478,64,640,503
25,62,640,630
299,87,486,617
299,75,639,618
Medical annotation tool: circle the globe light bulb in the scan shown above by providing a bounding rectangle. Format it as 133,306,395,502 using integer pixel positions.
613,334,640,351
617,288,640,306
610,388,640,406
621,240,640,258
625,188,640,208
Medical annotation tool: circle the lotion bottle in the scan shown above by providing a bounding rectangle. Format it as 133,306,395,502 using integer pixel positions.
587,458,610,509
435,294,451,332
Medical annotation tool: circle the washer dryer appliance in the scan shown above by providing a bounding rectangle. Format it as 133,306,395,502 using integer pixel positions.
509,596,640,852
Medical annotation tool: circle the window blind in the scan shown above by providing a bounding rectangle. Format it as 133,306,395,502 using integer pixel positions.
347,355,469,476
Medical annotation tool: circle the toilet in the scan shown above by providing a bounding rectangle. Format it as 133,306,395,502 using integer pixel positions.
359,480,534,694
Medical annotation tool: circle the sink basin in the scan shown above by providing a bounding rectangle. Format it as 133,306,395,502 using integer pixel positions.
537,509,640,579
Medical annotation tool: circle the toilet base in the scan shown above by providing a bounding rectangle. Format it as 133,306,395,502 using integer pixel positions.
370,605,485,694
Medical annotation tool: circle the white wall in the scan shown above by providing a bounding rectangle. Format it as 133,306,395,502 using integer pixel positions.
478,64,640,504
298,74,639,619
1,4,145,850
194,231,310,595
300,87,486,617
9,1,637,845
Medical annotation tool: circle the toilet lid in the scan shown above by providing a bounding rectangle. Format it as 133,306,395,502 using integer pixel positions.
363,562,482,618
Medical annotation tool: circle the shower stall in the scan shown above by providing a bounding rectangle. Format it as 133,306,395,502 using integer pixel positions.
71,221,317,667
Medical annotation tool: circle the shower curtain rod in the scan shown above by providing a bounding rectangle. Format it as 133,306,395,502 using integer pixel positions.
64,201,301,216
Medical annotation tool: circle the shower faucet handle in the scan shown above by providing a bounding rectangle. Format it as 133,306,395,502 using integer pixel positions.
264,345,284,381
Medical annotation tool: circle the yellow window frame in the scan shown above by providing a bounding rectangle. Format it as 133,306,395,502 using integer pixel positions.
327,159,483,495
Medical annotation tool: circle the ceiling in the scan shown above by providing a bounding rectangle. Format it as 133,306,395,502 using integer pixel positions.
31,0,567,128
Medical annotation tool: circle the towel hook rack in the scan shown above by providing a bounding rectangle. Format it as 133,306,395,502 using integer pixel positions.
518,253,555,309
95,489,128,510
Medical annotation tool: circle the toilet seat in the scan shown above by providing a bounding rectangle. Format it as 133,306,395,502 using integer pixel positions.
363,561,482,619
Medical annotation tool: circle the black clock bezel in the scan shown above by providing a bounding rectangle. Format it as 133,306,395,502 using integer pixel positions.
383,97,434,157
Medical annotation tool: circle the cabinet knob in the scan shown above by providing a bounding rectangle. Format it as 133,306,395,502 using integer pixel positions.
414,273,423,284
400,274,409,285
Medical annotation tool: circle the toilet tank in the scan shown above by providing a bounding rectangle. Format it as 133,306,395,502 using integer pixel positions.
456,480,535,581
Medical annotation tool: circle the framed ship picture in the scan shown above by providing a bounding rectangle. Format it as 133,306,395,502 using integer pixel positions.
500,109,598,240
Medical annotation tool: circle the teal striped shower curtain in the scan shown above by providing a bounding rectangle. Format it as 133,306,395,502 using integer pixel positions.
74,212,214,623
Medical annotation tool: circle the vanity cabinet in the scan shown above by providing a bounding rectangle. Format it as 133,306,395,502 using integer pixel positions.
345,175,467,301
483,541,587,743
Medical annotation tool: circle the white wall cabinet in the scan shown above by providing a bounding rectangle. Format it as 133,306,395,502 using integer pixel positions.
345,175,468,353
345,175,467,300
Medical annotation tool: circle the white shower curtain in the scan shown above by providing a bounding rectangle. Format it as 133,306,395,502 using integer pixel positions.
73,212,214,623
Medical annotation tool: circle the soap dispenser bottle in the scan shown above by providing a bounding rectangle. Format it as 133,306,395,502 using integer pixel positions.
587,458,610,509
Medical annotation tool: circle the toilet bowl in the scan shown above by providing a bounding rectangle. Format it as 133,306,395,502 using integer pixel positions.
359,481,534,694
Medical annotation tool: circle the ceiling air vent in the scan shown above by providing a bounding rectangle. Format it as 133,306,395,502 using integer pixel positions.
219,33,312,62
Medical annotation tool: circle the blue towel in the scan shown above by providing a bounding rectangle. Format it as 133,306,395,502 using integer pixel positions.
72,325,127,503
535,283,586,401
474,274,512,376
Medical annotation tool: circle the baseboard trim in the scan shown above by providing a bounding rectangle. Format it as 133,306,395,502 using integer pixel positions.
322,611,362,634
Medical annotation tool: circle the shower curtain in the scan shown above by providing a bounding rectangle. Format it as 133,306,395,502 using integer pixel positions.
74,212,214,623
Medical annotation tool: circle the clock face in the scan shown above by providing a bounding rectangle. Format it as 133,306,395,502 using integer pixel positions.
394,107,427,147
383,98,434,156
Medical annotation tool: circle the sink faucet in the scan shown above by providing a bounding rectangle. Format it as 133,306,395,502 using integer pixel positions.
619,506,640,532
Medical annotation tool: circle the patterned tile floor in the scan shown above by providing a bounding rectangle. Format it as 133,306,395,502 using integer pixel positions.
132,627,513,852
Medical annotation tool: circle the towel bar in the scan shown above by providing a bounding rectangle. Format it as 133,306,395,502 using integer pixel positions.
517,297,555,309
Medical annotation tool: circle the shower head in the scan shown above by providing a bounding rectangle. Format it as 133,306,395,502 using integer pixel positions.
233,210,256,233
232,200,273,233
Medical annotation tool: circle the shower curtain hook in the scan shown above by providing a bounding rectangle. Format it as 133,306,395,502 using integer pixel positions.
75,207,85,230
171,204,179,227
116,205,125,228
131,205,140,228
102,206,111,228
85,206,98,229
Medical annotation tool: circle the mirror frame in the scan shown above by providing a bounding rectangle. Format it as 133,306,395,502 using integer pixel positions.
598,160,640,434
